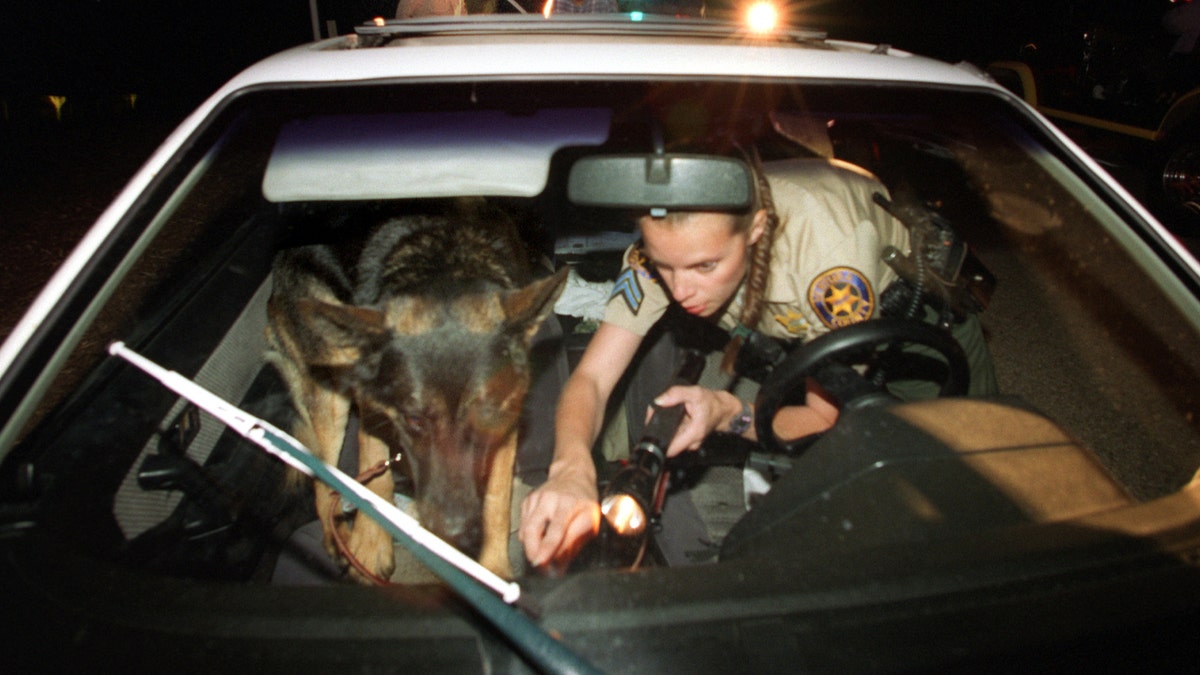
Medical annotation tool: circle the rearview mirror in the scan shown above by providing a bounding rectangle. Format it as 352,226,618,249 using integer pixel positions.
568,154,753,213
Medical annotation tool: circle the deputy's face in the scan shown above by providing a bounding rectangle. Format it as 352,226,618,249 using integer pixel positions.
639,211,764,319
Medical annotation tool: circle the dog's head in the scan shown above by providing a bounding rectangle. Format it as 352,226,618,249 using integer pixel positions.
296,267,568,558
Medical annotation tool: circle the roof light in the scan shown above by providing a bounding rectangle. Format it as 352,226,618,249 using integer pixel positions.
372,16,386,27
745,1,779,33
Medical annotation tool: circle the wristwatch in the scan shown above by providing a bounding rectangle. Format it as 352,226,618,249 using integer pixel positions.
728,399,753,436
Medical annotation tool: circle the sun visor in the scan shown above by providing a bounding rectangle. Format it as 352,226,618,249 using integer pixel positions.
262,108,611,202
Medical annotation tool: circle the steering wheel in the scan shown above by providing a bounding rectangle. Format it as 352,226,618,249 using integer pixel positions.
754,318,970,455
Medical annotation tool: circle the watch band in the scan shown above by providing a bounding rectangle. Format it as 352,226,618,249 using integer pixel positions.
728,399,753,436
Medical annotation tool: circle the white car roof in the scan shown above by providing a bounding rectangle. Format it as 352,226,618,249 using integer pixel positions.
223,15,996,92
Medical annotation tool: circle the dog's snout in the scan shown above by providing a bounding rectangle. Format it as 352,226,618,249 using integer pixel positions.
436,512,468,539
424,511,482,557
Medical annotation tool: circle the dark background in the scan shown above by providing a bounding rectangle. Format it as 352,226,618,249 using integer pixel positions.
0,0,1067,99
0,0,1188,339
1,1,1171,94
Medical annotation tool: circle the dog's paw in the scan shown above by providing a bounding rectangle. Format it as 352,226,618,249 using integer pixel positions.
346,518,395,583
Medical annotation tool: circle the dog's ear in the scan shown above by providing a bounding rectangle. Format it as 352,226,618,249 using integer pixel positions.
501,267,569,339
295,298,389,366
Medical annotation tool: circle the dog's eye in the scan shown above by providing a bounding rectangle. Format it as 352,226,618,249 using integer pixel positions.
475,402,517,429
405,414,427,433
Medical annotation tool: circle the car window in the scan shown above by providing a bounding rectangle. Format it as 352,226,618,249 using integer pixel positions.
7,76,1200,586
11,112,280,443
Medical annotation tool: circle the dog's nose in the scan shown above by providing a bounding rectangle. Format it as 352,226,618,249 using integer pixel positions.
439,513,467,539
427,513,481,557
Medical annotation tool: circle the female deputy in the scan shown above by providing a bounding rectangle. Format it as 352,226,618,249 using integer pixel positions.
519,153,996,570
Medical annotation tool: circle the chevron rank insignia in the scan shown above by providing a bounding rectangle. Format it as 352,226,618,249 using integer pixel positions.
609,267,645,314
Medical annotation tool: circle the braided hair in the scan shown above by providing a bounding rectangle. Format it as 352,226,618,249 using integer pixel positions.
720,148,781,375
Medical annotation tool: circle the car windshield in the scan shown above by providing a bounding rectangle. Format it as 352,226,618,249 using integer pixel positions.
4,70,1200,669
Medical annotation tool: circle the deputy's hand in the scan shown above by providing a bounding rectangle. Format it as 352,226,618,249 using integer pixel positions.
650,386,743,457
519,459,600,575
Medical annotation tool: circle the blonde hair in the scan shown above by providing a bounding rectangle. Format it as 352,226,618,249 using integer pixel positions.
720,148,780,374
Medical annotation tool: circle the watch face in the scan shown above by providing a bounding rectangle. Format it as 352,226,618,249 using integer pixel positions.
731,401,753,435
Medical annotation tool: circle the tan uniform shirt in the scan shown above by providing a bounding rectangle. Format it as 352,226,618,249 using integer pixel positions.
603,158,909,341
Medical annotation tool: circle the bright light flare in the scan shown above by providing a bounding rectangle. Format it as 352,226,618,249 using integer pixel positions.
745,1,780,33
601,494,646,536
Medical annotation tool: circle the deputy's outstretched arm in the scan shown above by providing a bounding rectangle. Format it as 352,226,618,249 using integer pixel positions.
519,322,643,570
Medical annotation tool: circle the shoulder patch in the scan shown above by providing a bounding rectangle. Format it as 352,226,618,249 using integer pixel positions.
609,267,645,314
608,246,656,315
808,266,875,329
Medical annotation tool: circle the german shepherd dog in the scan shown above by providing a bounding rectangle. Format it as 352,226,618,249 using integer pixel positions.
266,210,567,582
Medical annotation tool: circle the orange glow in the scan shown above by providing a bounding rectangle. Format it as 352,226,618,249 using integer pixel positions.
373,16,386,26
542,0,554,18
601,494,646,536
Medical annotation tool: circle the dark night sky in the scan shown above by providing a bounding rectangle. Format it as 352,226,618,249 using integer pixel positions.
0,0,1179,100
0,1,394,97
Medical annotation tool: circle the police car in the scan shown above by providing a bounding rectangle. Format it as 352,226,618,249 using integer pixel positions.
3,10,1200,672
